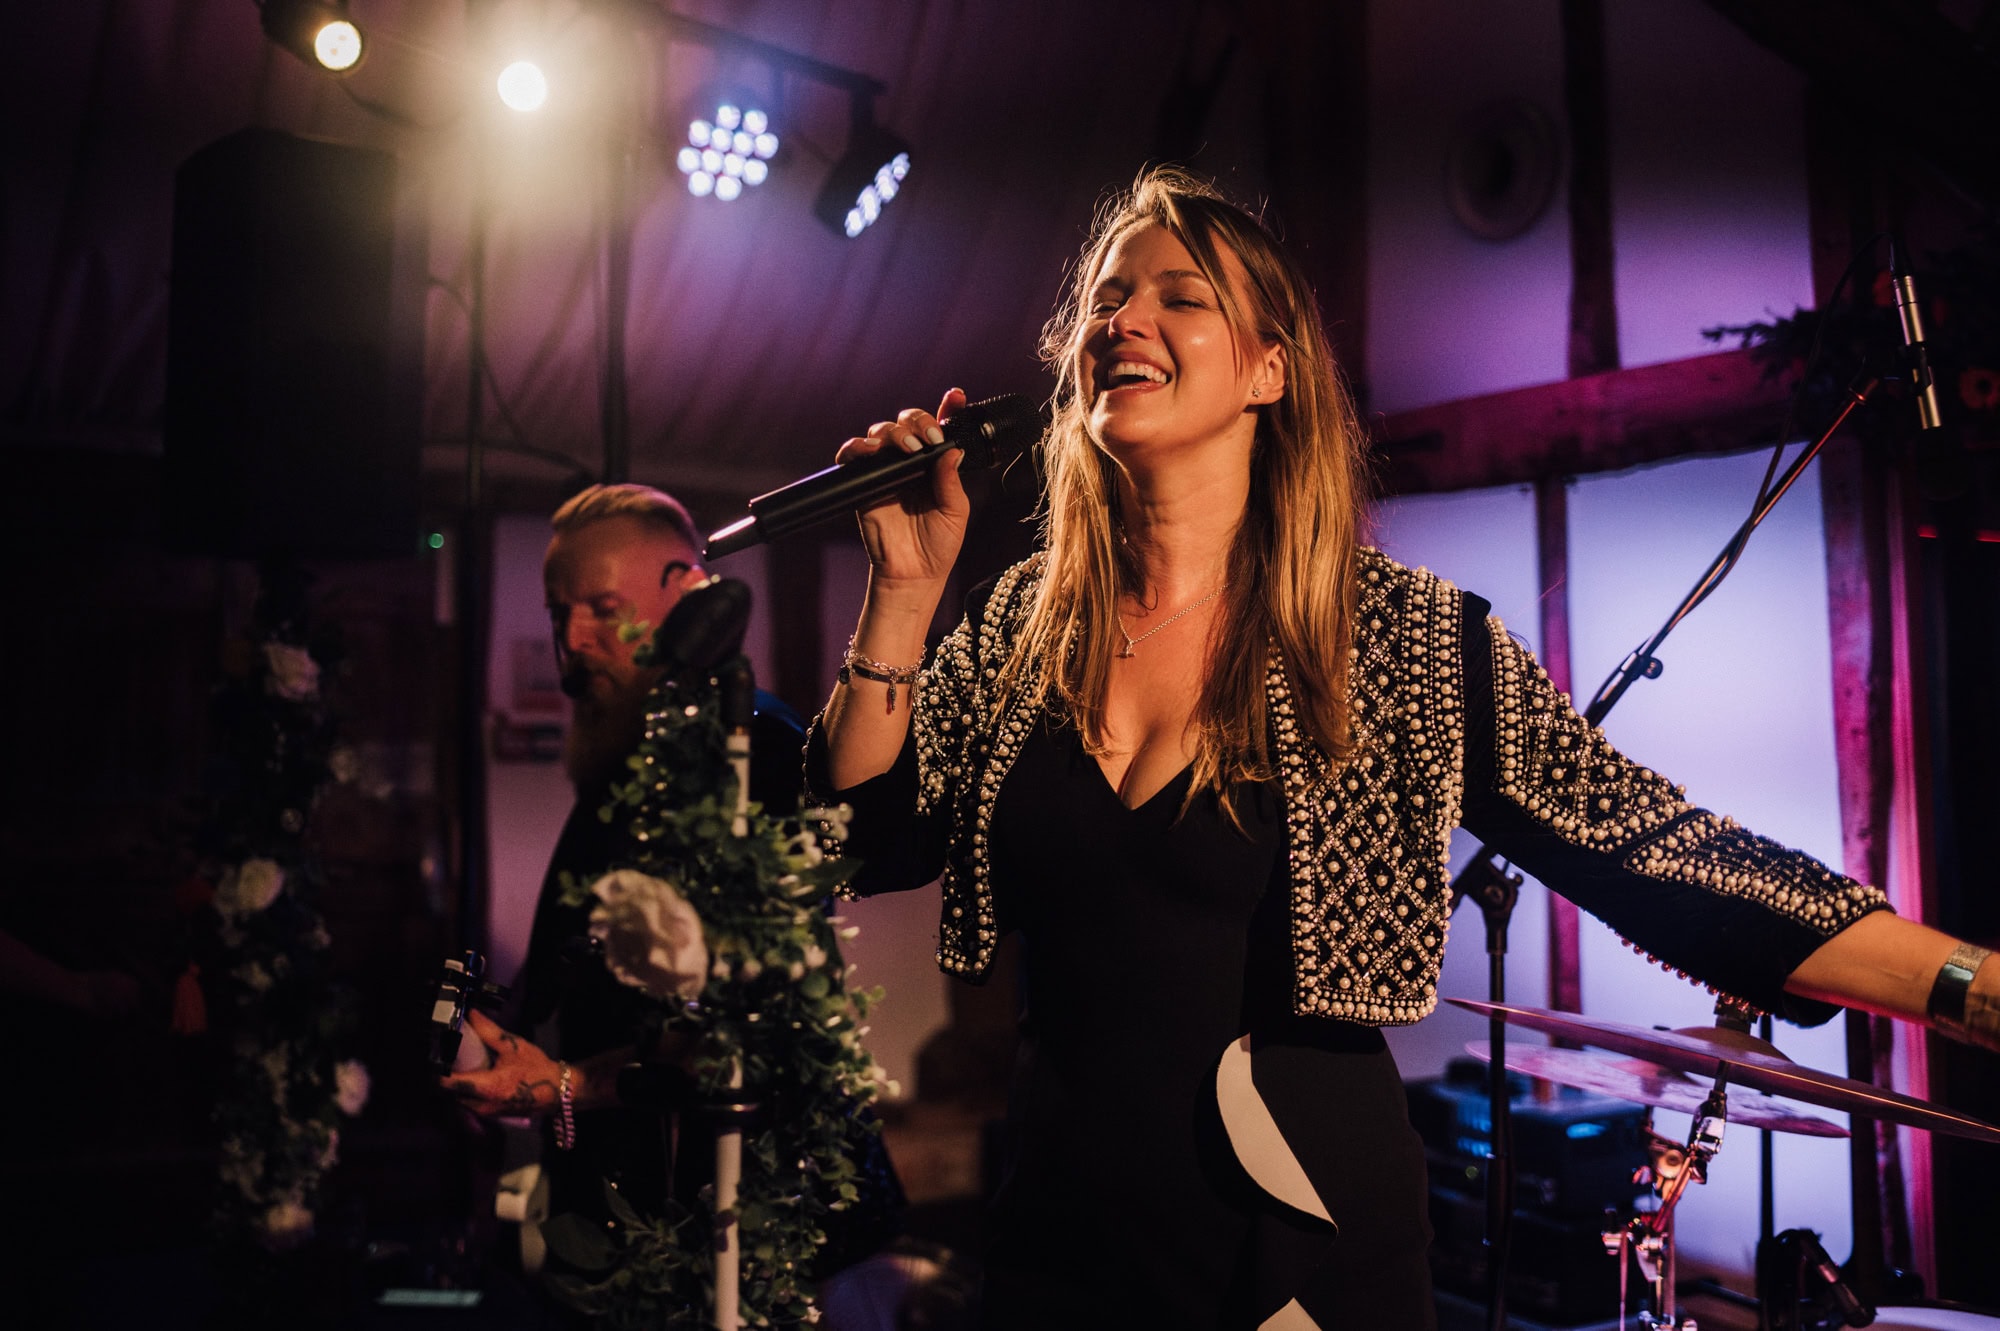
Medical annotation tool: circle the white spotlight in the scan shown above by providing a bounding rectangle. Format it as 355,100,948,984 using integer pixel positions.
496,61,548,112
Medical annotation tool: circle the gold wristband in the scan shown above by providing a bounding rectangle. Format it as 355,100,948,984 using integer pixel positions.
1926,943,1993,1044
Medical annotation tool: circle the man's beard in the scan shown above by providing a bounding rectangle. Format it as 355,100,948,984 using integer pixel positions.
564,675,651,793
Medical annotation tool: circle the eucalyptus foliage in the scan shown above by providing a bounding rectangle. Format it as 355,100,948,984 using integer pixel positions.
547,658,887,1329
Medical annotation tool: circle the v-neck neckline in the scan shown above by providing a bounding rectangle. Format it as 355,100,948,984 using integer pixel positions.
1088,748,1195,815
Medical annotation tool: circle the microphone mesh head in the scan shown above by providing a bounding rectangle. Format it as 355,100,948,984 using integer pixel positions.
953,393,1049,468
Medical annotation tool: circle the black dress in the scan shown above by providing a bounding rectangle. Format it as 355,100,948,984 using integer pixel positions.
980,715,1436,1329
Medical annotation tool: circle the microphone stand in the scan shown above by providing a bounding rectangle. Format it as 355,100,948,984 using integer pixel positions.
1456,374,1879,1331
709,656,758,1331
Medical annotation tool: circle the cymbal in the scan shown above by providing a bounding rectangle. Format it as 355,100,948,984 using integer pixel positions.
1463,1041,1849,1137
1448,999,2000,1146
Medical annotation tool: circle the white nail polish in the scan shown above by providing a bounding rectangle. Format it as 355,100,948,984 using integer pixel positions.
898,432,922,453
924,425,945,445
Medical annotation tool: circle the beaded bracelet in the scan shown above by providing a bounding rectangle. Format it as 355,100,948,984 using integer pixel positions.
837,639,923,713
554,1061,577,1150
1926,942,1993,1045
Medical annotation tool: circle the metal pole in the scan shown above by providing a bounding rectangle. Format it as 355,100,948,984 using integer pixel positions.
454,110,493,953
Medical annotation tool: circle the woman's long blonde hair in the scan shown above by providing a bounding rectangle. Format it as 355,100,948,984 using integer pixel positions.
998,167,1372,813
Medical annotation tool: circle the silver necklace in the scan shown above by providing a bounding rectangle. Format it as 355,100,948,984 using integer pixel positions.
1116,584,1224,658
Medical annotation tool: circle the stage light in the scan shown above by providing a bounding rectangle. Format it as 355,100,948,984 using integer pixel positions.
814,107,911,239
258,0,366,74
496,60,549,112
677,92,779,200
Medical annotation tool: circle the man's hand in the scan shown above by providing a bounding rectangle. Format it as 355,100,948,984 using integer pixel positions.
441,1010,562,1118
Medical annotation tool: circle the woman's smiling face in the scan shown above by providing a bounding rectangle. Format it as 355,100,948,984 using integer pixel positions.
1075,221,1281,467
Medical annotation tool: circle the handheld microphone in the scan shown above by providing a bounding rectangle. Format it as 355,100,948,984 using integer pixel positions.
704,393,1048,559
1890,241,1944,432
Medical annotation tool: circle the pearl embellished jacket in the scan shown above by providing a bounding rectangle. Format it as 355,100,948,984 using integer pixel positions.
810,549,1888,1026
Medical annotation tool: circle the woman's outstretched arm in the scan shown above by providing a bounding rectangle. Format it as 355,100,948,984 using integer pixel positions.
1785,911,2000,1050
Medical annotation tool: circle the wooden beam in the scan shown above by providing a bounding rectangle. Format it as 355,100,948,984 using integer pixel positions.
1562,0,1620,378
1372,348,1794,496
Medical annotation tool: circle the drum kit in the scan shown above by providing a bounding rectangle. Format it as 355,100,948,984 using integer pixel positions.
1444,998,2000,1331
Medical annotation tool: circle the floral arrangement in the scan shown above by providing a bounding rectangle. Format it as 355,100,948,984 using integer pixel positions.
176,564,367,1262
541,655,890,1330
1705,232,2000,450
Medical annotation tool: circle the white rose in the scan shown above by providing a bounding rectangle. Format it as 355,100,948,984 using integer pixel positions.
802,944,827,971
335,1059,371,1116
587,870,710,1002
263,642,321,702
216,858,285,920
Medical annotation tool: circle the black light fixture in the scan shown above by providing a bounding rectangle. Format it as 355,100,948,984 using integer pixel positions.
258,0,366,74
813,97,912,239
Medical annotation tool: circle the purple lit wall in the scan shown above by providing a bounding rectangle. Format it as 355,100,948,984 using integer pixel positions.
1607,1,1816,369
1367,0,1815,410
1366,1,1569,412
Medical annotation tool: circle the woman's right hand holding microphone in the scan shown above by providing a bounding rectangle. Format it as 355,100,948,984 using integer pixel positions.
836,387,972,590
824,388,971,786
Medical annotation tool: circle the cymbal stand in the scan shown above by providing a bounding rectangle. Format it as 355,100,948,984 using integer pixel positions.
1606,1076,1730,1330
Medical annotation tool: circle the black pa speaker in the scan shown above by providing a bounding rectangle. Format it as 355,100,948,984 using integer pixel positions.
164,127,421,559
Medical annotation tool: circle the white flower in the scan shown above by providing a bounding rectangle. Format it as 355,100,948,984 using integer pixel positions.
788,961,805,981
258,1195,315,1249
335,1059,371,1116
802,944,827,971
739,958,763,981
587,870,710,1002
235,961,273,993
263,642,321,702
215,858,285,920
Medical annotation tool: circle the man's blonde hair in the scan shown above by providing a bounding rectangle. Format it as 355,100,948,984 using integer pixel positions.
551,483,702,555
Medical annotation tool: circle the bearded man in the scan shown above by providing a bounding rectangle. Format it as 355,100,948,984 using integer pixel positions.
448,484,900,1302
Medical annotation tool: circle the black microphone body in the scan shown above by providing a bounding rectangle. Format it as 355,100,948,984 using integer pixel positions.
1890,248,1944,432
649,576,753,681
704,393,1047,559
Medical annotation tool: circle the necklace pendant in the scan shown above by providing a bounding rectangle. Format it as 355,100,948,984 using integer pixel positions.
1117,642,1136,659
